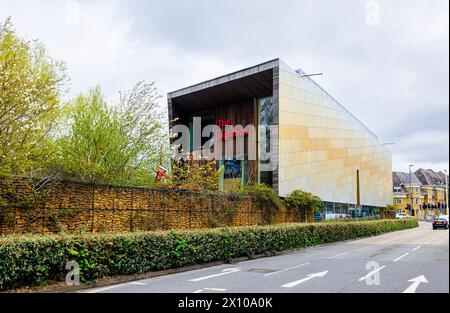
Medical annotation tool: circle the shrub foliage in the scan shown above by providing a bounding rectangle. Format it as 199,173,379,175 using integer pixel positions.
284,190,324,222
0,218,418,290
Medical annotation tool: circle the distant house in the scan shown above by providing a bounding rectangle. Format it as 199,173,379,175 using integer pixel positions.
392,171,424,215
392,169,448,216
414,169,448,214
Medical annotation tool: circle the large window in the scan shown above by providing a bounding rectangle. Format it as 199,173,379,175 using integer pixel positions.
258,96,273,186
221,159,249,191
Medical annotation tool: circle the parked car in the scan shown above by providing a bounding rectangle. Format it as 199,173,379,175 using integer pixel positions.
396,213,411,219
441,215,449,223
432,217,449,230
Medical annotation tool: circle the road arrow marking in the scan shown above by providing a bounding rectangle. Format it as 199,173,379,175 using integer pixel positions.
403,275,428,293
189,268,241,282
281,271,328,288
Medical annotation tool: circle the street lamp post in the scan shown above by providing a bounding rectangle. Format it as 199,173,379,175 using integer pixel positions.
409,164,414,216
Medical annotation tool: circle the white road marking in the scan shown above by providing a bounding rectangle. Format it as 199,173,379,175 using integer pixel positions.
281,271,328,288
326,252,349,259
189,268,241,282
403,275,428,293
393,253,409,262
264,263,310,276
358,265,386,282
129,282,148,286
193,288,227,293
85,284,128,293
412,245,422,252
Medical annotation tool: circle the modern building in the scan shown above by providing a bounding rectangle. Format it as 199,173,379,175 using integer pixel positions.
168,59,393,218
392,171,424,216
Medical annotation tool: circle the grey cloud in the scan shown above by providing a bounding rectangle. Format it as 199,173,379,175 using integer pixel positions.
0,0,448,171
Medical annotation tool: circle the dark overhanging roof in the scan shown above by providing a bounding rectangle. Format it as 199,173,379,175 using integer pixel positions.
168,59,278,113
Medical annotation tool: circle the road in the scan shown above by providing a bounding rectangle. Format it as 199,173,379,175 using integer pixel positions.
80,222,448,293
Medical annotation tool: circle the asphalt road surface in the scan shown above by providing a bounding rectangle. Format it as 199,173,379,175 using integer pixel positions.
80,222,449,293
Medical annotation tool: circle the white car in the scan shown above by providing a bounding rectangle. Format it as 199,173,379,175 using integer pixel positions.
440,215,449,223
396,213,411,219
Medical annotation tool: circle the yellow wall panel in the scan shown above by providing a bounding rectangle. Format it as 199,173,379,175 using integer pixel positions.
277,62,393,207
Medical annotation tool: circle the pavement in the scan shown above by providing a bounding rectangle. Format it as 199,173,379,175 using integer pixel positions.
79,222,449,293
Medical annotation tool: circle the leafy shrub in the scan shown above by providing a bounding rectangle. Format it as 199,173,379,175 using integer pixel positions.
0,218,418,290
170,157,223,191
284,190,323,222
242,183,282,223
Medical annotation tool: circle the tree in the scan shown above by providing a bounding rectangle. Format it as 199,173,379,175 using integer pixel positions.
0,18,67,176
284,190,323,223
51,82,167,186
170,156,223,191
383,204,397,219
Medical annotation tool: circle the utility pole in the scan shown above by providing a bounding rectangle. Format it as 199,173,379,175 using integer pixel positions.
409,164,414,216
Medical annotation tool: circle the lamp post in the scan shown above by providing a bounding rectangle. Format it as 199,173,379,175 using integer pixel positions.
409,164,414,216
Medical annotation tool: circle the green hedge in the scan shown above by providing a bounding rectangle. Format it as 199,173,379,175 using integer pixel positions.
0,218,418,290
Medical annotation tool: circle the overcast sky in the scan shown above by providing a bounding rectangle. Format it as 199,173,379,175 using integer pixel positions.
1,0,448,172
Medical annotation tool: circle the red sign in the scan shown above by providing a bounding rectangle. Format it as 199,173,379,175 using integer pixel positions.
222,129,249,141
216,119,232,128
215,120,249,140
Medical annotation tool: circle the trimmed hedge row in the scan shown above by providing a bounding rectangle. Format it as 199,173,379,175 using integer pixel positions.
0,218,418,290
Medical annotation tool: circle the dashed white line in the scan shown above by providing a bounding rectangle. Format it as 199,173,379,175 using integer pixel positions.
85,284,127,293
193,288,227,293
325,252,349,259
393,253,409,262
129,282,148,286
358,265,386,282
264,263,310,276
189,268,241,282
412,245,422,252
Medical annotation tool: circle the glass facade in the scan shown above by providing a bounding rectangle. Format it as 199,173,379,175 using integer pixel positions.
258,96,274,187
316,201,381,220
220,159,249,191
